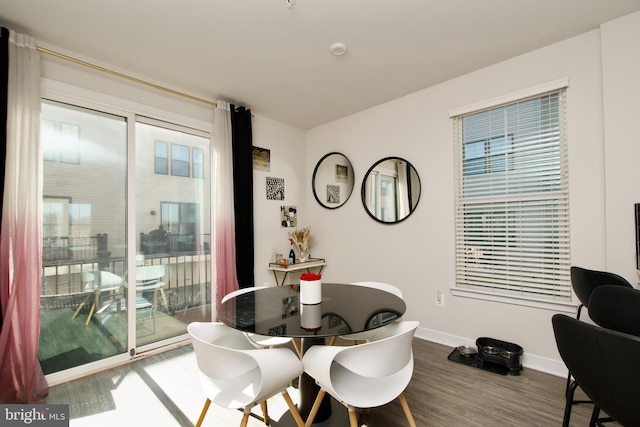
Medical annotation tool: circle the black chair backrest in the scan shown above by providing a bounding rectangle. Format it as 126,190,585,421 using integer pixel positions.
588,285,640,337
570,266,632,307
552,314,640,427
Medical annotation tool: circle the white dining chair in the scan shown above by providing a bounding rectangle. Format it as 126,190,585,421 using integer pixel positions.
72,270,124,326
125,264,168,310
188,321,305,427
335,281,404,345
222,286,301,357
302,320,419,427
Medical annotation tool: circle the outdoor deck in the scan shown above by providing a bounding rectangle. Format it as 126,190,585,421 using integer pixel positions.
39,235,212,374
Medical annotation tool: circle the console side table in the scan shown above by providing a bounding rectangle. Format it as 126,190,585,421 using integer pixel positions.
268,258,326,286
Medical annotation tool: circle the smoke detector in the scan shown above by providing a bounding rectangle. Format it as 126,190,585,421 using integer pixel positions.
330,42,347,56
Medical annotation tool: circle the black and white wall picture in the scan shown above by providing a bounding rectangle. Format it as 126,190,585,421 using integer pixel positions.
327,184,340,204
266,177,285,200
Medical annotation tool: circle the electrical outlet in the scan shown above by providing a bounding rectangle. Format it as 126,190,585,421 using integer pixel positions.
436,290,445,306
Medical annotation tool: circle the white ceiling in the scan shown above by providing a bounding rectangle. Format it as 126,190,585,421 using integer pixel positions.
1,1,640,129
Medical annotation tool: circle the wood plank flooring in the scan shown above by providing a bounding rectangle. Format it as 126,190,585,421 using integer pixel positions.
42,337,613,426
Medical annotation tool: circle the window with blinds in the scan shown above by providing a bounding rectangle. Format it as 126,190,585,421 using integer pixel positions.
453,89,571,301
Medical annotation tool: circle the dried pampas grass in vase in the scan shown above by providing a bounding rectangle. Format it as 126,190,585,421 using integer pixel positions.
289,226,312,262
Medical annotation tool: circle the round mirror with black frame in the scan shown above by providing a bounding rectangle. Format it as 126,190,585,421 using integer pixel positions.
312,152,355,209
361,157,421,224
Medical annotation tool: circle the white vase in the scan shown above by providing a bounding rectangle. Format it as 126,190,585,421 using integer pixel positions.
300,279,322,304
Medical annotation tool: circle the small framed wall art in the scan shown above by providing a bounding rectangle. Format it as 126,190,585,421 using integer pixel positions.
266,177,285,200
280,205,297,227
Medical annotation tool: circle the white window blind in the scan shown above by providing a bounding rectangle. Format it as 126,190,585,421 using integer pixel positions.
453,89,571,301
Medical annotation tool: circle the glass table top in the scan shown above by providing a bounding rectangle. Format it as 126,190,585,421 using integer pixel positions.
217,283,406,338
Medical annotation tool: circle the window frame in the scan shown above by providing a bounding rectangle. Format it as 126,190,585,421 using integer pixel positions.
154,140,169,175
170,143,190,177
450,80,575,313
192,147,203,179
154,140,203,178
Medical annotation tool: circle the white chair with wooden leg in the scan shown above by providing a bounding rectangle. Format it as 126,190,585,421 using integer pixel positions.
72,271,123,326
125,264,168,311
188,321,305,427
302,320,419,427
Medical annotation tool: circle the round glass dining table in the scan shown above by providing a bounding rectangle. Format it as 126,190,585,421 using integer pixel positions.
217,283,406,423
217,283,405,338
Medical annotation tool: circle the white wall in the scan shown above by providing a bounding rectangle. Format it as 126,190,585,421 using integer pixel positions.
251,115,307,287
305,13,640,375
601,12,640,281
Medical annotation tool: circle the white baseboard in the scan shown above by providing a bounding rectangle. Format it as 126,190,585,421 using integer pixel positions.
415,326,568,378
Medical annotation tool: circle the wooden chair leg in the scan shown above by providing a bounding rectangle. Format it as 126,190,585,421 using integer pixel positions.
398,393,417,427
195,398,211,427
282,390,305,427
159,287,168,310
72,294,91,320
260,401,269,425
84,301,97,326
292,338,302,358
240,412,250,427
348,408,359,427
328,336,337,346
305,389,326,427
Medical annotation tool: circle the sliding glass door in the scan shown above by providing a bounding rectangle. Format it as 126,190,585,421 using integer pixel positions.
133,119,211,351
39,99,212,375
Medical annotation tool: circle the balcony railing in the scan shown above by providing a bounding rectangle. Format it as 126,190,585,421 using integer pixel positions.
43,234,105,263
41,233,212,315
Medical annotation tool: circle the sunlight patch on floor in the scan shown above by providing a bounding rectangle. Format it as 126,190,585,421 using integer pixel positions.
68,348,300,426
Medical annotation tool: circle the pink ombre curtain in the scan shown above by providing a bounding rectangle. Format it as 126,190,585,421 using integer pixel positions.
212,101,239,310
0,30,48,403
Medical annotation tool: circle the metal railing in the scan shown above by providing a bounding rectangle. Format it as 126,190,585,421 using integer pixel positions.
43,234,105,263
41,233,212,314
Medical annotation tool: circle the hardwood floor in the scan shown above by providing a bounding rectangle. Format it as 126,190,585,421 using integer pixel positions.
42,337,613,426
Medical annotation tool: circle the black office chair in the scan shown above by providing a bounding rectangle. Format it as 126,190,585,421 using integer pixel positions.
588,285,640,337
571,266,632,320
552,314,640,427
562,266,633,427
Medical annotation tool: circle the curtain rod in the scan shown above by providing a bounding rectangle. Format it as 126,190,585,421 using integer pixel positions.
36,46,218,108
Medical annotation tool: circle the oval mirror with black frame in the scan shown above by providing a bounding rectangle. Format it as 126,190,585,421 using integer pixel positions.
312,152,355,209
361,157,421,224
